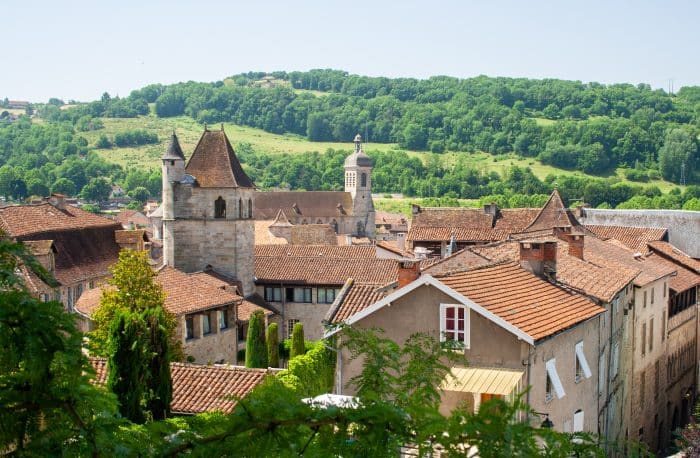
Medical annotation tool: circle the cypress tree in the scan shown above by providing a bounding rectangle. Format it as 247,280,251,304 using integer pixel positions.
266,322,279,368
245,310,268,368
107,311,148,423
290,322,306,359
144,307,172,421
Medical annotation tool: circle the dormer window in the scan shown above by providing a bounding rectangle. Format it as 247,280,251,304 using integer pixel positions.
214,196,226,218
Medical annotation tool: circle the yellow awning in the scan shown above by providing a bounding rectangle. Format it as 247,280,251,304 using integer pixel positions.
441,367,523,396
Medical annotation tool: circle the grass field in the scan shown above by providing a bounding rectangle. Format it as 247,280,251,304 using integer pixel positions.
84,115,680,192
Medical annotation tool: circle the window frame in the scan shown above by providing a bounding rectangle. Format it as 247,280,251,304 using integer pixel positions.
218,309,229,330
202,314,211,335
439,304,469,349
185,316,195,340
545,358,566,401
318,287,337,304
293,287,312,303
264,286,282,302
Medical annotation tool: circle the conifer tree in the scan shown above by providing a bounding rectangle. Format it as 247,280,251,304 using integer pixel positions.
290,322,305,359
144,307,172,420
266,322,279,368
245,310,267,368
107,310,148,423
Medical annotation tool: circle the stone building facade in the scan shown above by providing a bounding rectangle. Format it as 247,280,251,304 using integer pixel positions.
254,134,376,239
162,128,256,295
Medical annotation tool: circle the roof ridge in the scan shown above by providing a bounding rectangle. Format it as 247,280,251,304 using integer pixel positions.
432,259,515,278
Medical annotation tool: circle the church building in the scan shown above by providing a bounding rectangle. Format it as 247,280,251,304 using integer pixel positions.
161,126,256,295
254,134,376,239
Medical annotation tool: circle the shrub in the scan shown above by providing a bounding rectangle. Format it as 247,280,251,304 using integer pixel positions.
266,323,279,368
245,310,268,368
290,322,306,359
278,339,336,396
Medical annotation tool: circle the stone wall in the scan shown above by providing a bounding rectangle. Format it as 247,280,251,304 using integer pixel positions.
578,209,700,257
178,306,238,364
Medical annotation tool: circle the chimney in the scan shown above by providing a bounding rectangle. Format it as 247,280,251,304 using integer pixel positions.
48,193,66,210
411,204,421,215
483,202,499,217
519,240,557,282
553,226,584,260
567,234,584,260
397,258,420,288
396,232,406,252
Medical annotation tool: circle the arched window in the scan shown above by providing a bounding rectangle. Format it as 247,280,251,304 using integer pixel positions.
214,196,226,218
248,198,253,218
360,173,367,187
239,198,242,219
356,221,365,236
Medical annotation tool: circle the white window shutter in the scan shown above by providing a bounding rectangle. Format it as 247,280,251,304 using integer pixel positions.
546,358,566,399
575,342,592,379
573,410,584,432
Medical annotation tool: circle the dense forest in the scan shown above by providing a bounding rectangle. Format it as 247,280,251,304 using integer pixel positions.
1,70,700,209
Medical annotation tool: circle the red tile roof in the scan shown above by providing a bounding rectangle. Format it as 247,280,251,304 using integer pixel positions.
646,253,700,293
471,238,638,303
90,358,270,414
254,220,288,245
185,129,254,188
114,230,148,245
76,267,242,317
585,225,667,253
254,191,354,219
290,224,338,245
255,244,376,258
521,190,581,232
255,256,398,286
435,262,605,341
648,241,700,274
0,203,118,236
376,240,413,257
326,280,386,324
407,227,509,242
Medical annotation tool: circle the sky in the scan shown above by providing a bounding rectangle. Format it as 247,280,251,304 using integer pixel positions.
4,0,699,102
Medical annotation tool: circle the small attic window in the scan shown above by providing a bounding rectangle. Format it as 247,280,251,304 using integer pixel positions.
214,196,226,218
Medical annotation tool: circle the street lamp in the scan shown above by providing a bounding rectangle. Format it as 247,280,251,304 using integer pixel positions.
533,411,554,429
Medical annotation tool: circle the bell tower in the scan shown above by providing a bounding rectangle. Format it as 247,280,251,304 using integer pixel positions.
344,134,375,237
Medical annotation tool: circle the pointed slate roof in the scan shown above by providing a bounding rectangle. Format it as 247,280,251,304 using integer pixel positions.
162,131,185,161
185,129,254,188
522,189,581,232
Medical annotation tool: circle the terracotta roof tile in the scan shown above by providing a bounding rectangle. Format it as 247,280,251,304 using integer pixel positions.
328,281,386,324
114,230,148,245
255,244,376,258
407,227,509,242
254,220,288,245
646,253,700,293
76,267,241,317
436,262,605,340
471,238,638,303
522,190,581,232
421,249,493,276
0,203,118,236
411,207,538,233
114,209,150,228
375,211,408,227
648,241,700,274
254,191,354,219
185,129,254,188
90,358,270,414
290,224,337,245
585,225,667,253
376,240,413,257
255,256,398,285
237,299,272,321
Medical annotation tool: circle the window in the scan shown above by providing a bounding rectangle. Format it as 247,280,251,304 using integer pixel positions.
640,371,645,405
575,342,592,383
264,286,282,302
644,291,648,307
664,282,667,298
439,304,469,347
214,196,226,218
641,322,646,356
545,358,565,401
611,342,620,378
287,319,300,338
651,287,655,304
345,171,356,187
662,311,666,342
89,281,94,289
360,172,367,187
318,287,337,304
202,314,211,335
218,309,228,330
239,198,242,218
185,317,194,340
649,318,654,352
248,198,253,218
67,286,73,310
293,287,312,303
654,361,659,399
42,294,50,302
573,410,584,433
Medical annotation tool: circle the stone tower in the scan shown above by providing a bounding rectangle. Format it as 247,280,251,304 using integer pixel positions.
162,127,256,295
344,134,375,237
